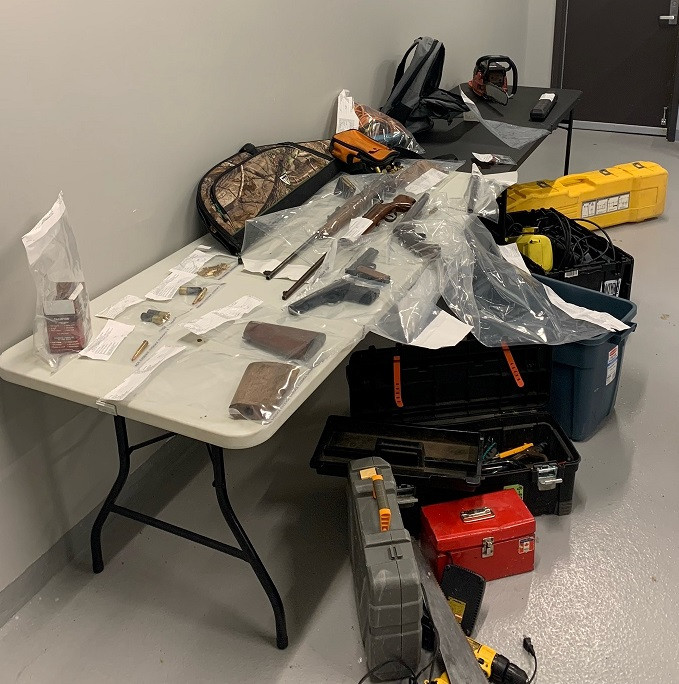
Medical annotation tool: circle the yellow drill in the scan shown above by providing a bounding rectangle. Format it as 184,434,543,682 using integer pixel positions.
427,637,532,684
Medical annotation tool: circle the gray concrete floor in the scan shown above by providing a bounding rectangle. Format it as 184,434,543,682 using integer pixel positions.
2,130,679,683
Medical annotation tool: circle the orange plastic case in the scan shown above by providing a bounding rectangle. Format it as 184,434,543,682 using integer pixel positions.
507,161,667,228
330,129,399,167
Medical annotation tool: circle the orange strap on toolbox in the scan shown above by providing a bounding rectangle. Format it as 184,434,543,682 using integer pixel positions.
393,355,404,407
501,342,524,388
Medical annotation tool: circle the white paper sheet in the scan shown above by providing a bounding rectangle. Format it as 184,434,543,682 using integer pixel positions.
146,270,196,301
405,168,448,195
543,285,629,332
101,345,186,401
79,320,135,360
411,311,473,349
498,243,531,274
241,258,310,281
96,295,144,319
174,249,222,273
339,217,373,244
336,89,359,133
183,296,263,335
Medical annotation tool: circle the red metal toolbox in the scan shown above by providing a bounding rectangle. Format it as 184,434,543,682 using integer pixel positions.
420,490,535,582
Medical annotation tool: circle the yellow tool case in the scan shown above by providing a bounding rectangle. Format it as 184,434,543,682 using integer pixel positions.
507,161,667,228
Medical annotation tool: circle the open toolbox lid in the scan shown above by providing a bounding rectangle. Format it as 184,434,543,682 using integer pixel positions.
347,336,552,424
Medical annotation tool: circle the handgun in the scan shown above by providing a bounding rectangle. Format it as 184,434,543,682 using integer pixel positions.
288,279,380,315
345,248,390,283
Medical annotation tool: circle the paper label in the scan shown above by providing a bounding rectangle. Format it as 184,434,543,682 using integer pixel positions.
241,257,310,281
499,243,531,274
146,270,196,301
518,537,535,554
405,168,448,195
540,93,556,102
174,249,222,274
564,270,579,278
411,311,473,350
79,320,135,360
340,217,373,243
183,295,262,335
101,345,185,401
336,89,359,133
543,285,629,332
359,467,377,480
582,193,630,219
96,295,144,319
606,345,619,385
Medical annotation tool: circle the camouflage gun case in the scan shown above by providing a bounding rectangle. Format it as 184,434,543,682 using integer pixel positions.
196,140,340,255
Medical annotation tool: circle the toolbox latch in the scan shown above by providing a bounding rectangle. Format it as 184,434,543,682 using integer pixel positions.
536,464,563,491
461,506,495,523
481,537,494,558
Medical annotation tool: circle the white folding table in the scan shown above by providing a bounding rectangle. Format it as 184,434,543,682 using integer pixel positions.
0,237,367,650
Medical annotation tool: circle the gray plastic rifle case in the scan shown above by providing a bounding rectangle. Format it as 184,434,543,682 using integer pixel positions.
348,457,422,680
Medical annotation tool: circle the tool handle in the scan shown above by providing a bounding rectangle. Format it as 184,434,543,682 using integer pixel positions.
371,475,391,531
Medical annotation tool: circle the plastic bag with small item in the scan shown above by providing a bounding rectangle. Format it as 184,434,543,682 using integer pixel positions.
21,193,92,371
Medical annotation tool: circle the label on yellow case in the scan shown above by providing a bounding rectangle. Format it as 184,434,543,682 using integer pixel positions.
359,467,377,479
447,598,466,622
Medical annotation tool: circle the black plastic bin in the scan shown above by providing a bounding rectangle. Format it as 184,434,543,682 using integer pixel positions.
485,208,634,298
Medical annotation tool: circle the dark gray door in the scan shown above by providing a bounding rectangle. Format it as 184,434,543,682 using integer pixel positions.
552,0,679,138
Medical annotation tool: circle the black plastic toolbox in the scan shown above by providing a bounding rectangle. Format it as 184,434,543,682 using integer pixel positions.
485,208,634,298
311,338,581,516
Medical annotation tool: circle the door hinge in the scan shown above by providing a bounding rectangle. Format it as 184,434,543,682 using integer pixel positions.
662,106,668,127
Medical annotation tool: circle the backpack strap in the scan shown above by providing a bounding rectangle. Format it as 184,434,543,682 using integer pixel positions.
391,39,420,90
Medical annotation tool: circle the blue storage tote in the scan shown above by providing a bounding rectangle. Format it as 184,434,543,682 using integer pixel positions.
534,275,637,441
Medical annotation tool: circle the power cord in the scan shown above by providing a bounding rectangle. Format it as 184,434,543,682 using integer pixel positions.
356,659,418,684
523,636,538,684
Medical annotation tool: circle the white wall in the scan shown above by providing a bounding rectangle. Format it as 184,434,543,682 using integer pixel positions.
525,0,557,86
0,0,551,605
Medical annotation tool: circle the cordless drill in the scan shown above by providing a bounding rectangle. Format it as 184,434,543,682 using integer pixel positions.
426,637,533,684
466,637,531,683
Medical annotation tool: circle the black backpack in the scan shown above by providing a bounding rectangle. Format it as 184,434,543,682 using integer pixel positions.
381,37,468,135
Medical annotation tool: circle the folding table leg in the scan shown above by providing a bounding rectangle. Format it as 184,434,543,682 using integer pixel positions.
206,443,288,650
90,415,132,574
564,109,575,175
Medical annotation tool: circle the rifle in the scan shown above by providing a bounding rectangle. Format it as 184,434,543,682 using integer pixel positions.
264,177,386,280
288,279,380,316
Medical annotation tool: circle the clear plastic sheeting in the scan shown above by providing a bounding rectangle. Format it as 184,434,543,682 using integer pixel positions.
460,89,548,149
430,164,517,221
21,193,92,371
137,345,309,425
438,212,618,346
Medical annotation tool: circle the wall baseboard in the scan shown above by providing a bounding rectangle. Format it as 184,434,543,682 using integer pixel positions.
0,435,203,628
